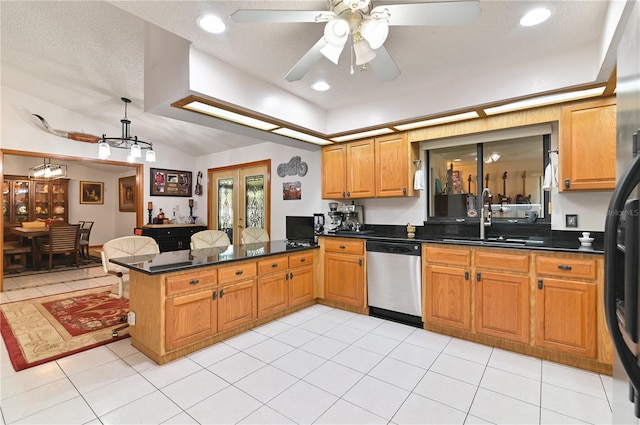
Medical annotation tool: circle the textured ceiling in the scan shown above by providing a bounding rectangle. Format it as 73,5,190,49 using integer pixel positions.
0,1,619,156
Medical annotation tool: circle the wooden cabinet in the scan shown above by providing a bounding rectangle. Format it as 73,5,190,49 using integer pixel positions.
289,252,314,307
324,238,365,307
217,278,257,332
424,246,472,330
3,176,69,232
257,252,315,317
321,133,418,199
560,97,616,191
534,254,598,358
165,261,256,350
321,140,375,199
375,133,416,197
474,250,530,343
139,225,207,252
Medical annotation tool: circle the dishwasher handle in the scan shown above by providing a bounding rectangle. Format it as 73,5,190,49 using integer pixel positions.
366,241,421,256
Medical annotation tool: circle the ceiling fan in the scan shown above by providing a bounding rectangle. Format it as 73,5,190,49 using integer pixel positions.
231,0,481,82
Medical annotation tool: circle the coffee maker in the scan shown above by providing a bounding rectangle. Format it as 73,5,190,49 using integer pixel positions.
327,202,343,231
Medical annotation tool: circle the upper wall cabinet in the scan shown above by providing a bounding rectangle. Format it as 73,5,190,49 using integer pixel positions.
560,97,616,191
321,133,418,199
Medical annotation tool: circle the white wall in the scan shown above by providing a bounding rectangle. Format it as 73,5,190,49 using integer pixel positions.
196,142,322,241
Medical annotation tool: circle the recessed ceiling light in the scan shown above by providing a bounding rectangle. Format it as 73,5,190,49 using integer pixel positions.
312,81,331,91
453,158,462,162
197,15,226,34
519,8,551,27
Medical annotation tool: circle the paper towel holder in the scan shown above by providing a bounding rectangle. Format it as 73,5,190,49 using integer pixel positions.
413,159,422,168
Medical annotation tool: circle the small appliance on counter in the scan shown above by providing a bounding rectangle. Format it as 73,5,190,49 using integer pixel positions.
326,202,367,233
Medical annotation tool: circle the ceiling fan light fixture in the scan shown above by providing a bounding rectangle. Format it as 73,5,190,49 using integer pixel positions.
360,18,389,49
324,19,349,46
353,34,376,65
344,0,370,11
320,43,345,64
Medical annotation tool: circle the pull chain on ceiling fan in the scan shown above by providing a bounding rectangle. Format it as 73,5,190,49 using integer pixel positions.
231,0,482,82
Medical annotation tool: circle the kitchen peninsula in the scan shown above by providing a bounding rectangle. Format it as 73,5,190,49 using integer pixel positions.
110,240,318,364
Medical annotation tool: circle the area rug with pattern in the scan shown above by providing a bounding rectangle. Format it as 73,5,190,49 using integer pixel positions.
0,286,129,371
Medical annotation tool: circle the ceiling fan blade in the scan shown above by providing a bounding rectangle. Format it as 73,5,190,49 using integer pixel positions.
284,38,327,82
231,9,334,23
372,1,481,26
368,45,400,82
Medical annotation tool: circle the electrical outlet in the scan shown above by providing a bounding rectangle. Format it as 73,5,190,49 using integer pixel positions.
127,311,136,325
175,205,180,212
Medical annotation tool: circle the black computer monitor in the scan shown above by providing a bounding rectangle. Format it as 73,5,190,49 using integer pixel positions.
285,216,314,243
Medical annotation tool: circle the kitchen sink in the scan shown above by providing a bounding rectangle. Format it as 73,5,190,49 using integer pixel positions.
442,237,545,247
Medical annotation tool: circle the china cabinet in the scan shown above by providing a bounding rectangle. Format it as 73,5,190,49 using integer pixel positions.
3,175,69,231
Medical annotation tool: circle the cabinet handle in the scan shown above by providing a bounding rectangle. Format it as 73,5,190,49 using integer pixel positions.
557,264,572,271
271,263,278,268
564,179,571,189
300,258,306,262
189,279,199,285
538,279,544,290
342,191,346,198
286,273,289,281
235,270,244,275
402,187,407,195
290,272,294,279
212,291,217,300
347,191,351,198
476,272,481,282
339,245,346,249
359,258,363,267
219,289,224,298
464,271,469,281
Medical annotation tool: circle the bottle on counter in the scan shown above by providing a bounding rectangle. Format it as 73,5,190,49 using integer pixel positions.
157,208,165,221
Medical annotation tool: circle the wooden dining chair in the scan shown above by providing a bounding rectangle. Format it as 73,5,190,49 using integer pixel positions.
38,224,80,271
78,221,94,258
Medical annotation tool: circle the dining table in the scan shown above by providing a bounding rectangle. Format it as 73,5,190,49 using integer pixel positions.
10,225,89,270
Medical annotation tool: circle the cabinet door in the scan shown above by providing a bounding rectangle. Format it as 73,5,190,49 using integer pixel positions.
424,265,471,330
218,279,257,332
166,290,217,351
475,271,530,343
346,139,376,198
324,252,365,307
560,97,616,191
535,278,597,358
322,144,347,199
257,271,289,317
375,134,410,197
289,265,314,306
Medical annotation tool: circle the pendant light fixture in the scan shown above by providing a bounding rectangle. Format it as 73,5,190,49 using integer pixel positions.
28,158,67,179
98,97,156,163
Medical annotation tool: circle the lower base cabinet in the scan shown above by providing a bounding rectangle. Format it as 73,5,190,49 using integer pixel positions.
166,289,217,351
535,277,597,358
324,252,365,307
424,264,471,330
289,265,314,306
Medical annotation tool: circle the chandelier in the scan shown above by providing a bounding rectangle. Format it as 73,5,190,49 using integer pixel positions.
28,158,67,179
98,97,156,163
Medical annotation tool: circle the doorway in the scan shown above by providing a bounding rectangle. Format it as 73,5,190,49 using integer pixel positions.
208,160,271,245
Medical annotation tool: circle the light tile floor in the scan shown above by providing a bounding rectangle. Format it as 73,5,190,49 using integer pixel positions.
0,267,614,424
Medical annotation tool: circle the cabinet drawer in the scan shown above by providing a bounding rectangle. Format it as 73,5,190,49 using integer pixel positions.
257,256,288,275
218,262,257,284
425,246,471,266
535,256,597,280
475,250,529,273
289,252,314,268
325,238,364,255
166,271,217,296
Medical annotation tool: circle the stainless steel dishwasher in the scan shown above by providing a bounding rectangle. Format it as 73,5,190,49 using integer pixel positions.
366,240,422,327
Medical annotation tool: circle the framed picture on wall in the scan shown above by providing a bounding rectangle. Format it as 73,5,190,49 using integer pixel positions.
119,176,136,212
80,181,104,204
150,168,192,197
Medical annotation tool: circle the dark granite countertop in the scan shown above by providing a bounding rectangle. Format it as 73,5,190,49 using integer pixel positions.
109,240,319,275
322,229,603,255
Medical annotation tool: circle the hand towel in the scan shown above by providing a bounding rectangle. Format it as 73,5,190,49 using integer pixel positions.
543,162,558,191
414,169,425,190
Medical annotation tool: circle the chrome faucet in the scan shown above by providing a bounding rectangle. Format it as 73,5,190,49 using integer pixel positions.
480,188,493,240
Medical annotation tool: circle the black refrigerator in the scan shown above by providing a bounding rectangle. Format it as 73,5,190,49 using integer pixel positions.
605,2,640,423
